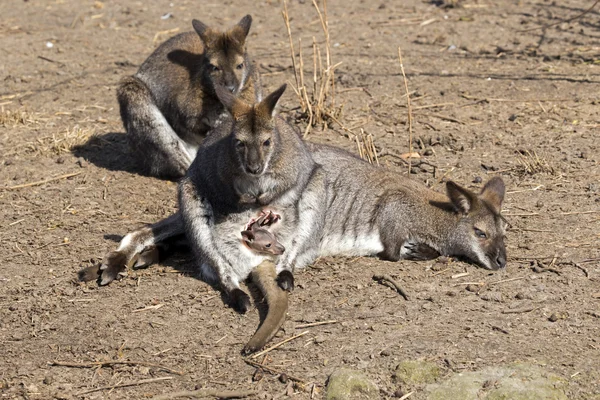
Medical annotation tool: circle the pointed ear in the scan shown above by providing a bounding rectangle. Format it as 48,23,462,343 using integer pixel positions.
214,85,250,119
446,181,476,215
230,15,252,44
192,19,210,43
256,84,287,119
241,230,255,243
480,176,505,213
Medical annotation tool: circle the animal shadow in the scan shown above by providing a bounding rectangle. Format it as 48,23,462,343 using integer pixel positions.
71,132,150,178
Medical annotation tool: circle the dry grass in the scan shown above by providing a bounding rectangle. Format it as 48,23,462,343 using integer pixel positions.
515,149,555,175
282,0,343,137
48,125,96,155
0,109,40,127
355,129,379,165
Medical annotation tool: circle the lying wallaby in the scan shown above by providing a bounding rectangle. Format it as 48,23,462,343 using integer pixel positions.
308,143,507,269
242,211,285,256
117,15,261,179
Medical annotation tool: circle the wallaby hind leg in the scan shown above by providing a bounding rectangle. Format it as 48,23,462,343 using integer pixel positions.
117,76,195,179
77,213,185,285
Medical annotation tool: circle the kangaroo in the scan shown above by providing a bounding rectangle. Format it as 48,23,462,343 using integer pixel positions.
242,211,285,256
117,15,262,179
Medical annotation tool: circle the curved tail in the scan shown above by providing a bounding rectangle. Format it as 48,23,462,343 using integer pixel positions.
243,261,288,354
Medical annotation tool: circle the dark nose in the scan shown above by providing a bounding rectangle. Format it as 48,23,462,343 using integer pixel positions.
496,253,507,269
246,165,261,175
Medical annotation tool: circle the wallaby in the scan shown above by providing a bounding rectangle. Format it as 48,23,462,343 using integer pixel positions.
307,143,507,269
241,210,285,256
178,83,327,311
117,15,262,179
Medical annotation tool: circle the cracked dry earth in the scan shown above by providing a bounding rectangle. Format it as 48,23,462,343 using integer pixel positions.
0,0,599,399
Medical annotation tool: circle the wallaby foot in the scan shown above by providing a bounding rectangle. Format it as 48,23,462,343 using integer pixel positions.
229,288,251,313
276,270,294,292
99,251,129,286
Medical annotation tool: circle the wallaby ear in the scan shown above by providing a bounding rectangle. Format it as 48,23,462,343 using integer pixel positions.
446,181,476,215
214,85,250,119
241,230,255,243
192,19,210,43
256,84,287,119
480,176,505,213
236,14,253,39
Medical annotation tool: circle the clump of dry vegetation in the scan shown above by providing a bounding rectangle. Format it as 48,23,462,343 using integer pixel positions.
355,129,379,165
514,149,555,175
282,0,343,136
0,108,38,127
48,125,96,155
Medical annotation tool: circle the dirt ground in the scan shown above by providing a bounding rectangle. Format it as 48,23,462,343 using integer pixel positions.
1,0,599,399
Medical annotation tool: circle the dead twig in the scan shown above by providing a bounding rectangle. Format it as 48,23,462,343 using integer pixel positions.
250,330,310,359
295,320,338,329
502,307,538,314
75,377,173,396
243,358,306,384
151,389,258,400
372,274,410,301
518,0,600,32
49,360,184,375
397,47,413,174
558,260,589,278
0,172,82,190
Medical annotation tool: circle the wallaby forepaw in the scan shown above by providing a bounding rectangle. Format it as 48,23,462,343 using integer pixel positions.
99,251,128,285
229,288,251,313
133,246,160,269
77,265,101,282
276,270,294,292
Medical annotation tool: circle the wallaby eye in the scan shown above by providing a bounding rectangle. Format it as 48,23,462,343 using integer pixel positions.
265,243,271,248
235,139,245,148
263,139,271,147
236,62,244,70
210,64,220,72
474,228,487,239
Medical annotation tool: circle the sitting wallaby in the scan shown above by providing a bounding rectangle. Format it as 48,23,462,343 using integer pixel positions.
117,15,261,179
242,211,285,256
178,83,327,311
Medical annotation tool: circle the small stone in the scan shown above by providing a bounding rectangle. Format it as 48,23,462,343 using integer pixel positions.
56,157,65,164
43,376,53,385
393,389,405,397
466,285,479,293
76,158,87,168
423,148,434,156
279,373,288,384
380,349,391,357
472,176,482,184
508,114,518,121
549,312,567,322
8,305,17,311
515,292,525,300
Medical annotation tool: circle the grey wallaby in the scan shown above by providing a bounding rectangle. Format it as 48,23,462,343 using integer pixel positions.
85,95,507,354
117,15,262,179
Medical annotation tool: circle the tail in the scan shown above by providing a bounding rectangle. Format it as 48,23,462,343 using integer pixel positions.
243,261,288,354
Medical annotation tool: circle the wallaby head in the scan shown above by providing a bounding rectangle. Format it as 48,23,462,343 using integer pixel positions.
215,84,287,176
445,176,507,270
241,229,286,255
192,15,252,94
